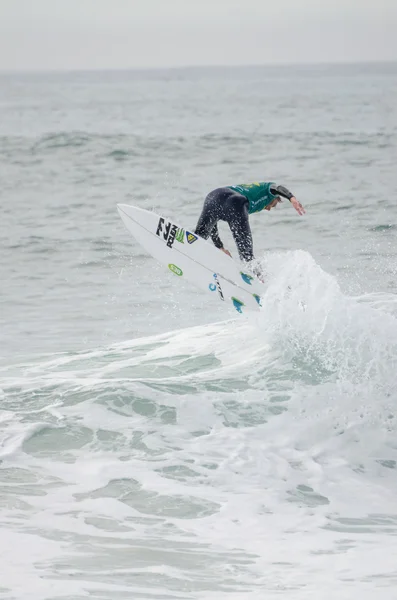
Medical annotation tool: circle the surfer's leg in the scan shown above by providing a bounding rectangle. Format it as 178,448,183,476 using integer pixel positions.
195,188,229,249
227,200,255,263
195,189,222,238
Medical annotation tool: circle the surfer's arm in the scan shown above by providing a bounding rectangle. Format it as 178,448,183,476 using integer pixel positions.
270,184,305,215
210,226,231,256
270,184,294,200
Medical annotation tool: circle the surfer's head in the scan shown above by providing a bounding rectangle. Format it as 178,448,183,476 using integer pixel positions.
264,197,282,211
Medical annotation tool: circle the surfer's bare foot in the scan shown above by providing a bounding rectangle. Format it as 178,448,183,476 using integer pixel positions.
221,247,232,257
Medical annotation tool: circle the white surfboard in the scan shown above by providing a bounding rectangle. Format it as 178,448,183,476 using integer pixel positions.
117,204,264,313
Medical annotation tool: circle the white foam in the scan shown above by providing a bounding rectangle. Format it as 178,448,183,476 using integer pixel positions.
1,250,397,598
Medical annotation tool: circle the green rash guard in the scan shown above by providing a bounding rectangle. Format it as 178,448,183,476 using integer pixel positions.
228,182,279,214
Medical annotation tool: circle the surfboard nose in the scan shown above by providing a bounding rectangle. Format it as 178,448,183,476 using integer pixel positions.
117,204,135,222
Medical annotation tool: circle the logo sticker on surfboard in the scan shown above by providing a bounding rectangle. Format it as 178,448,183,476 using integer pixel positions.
186,231,198,244
213,273,224,301
175,228,184,243
156,218,179,248
168,264,183,276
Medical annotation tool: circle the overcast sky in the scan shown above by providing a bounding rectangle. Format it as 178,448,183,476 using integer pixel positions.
0,0,396,70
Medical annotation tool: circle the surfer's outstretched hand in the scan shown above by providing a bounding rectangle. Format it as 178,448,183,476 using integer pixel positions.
291,196,305,215
221,247,232,257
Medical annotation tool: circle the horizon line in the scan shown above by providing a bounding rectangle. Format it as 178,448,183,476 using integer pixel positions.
0,58,396,76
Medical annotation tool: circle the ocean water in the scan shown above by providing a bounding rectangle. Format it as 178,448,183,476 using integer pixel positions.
1,63,397,599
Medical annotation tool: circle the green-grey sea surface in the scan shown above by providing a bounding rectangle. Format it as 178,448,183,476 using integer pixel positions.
1,63,397,600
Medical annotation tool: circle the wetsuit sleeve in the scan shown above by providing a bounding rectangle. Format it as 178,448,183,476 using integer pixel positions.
270,184,294,201
210,224,223,249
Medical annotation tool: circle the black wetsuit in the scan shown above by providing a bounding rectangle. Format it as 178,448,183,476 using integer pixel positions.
194,184,294,262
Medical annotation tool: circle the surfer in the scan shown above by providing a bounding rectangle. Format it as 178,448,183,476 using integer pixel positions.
194,182,305,263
